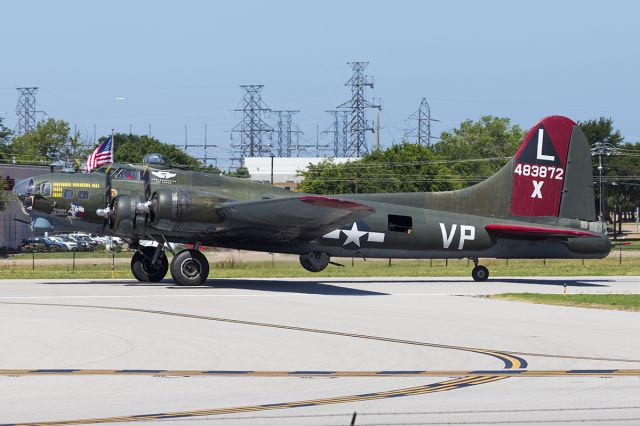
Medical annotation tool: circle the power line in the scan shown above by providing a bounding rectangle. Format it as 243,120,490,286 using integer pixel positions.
182,123,218,167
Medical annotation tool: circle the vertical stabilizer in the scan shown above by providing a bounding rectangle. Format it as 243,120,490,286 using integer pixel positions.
422,116,596,221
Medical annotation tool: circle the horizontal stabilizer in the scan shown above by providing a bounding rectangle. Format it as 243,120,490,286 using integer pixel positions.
485,223,599,238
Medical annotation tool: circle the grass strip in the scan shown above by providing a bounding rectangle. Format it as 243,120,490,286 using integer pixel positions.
489,293,640,312
1,256,640,279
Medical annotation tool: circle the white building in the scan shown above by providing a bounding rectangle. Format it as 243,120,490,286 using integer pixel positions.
244,157,358,189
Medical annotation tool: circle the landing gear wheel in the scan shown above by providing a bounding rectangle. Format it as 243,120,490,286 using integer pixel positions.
170,249,209,286
472,265,489,282
131,246,168,283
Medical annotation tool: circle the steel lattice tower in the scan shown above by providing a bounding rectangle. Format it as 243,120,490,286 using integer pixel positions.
337,62,381,157
406,98,436,145
272,110,303,157
324,110,350,157
230,85,273,164
15,87,39,135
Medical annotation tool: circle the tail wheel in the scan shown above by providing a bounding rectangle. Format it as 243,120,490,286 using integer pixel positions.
131,246,168,283
472,265,489,282
170,249,209,286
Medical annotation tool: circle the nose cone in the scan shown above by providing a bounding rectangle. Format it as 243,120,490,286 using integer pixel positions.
13,177,35,214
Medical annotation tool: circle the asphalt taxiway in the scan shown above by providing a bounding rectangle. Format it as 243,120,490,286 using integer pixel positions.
0,276,639,425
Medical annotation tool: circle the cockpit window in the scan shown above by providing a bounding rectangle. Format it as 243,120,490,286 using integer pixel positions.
41,183,51,197
113,168,141,180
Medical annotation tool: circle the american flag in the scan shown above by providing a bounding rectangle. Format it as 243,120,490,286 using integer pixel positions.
84,136,113,172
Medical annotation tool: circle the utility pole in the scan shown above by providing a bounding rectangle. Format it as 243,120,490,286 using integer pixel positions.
376,109,380,150
337,62,381,157
230,85,273,169
15,87,43,135
406,98,438,145
591,141,617,224
270,153,275,185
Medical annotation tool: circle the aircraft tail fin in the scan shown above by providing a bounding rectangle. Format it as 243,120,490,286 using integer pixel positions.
425,116,595,221
510,115,595,221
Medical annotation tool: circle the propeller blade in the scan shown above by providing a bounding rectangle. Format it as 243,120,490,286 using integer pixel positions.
142,165,151,201
105,164,113,205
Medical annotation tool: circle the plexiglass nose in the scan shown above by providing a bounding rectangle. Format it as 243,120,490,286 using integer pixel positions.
13,177,35,213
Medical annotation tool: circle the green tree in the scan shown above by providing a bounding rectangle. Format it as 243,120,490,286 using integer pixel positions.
298,142,456,194
10,118,71,163
0,116,11,160
433,116,525,182
0,117,11,210
578,117,624,148
225,166,250,178
109,133,219,173
579,118,639,234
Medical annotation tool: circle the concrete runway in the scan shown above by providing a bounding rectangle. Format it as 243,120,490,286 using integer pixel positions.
0,276,639,425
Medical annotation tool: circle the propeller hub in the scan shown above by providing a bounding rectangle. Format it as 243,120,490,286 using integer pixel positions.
136,200,152,214
96,207,112,219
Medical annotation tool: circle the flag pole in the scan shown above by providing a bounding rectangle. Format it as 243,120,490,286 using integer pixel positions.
107,128,115,250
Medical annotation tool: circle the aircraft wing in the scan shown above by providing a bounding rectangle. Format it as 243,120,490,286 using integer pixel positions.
485,223,600,238
216,195,375,243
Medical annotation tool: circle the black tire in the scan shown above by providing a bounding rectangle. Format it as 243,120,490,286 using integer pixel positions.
131,246,168,283
170,249,209,286
472,265,489,282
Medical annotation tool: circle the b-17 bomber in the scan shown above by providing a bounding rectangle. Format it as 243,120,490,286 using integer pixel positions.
13,116,611,285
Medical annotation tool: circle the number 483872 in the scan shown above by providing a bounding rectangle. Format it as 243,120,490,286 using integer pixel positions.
514,164,563,180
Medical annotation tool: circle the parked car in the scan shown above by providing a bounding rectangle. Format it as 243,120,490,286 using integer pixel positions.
48,236,79,251
93,235,123,246
20,237,46,252
42,237,68,252
64,235,92,251
69,233,99,248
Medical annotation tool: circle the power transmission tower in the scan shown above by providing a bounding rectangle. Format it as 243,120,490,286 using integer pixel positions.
182,124,218,167
230,85,273,168
406,98,438,145
323,110,350,157
337,62,381,157
15,87,43,135
272,110,303,157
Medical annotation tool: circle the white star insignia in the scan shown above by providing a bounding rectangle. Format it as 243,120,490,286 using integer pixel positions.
341,222,367,247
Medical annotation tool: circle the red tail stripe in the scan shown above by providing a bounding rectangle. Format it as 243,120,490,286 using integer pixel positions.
486,223,599,238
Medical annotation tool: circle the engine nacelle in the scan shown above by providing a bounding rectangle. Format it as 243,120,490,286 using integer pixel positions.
111,195,147,236
299,251,330,272
150,188,224,232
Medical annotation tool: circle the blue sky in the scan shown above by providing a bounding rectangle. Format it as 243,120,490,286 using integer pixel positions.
1,0,638,167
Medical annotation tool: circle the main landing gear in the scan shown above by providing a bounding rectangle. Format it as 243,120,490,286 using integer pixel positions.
131,246,168,283
130,242,210,286
469,257,489,282
169,248,209,286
